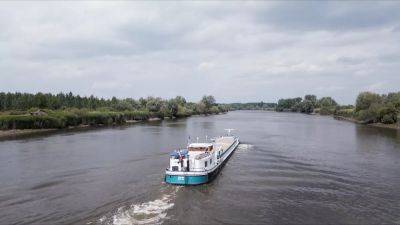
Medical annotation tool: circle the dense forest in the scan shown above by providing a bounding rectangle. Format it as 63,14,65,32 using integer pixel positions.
0,92,228,130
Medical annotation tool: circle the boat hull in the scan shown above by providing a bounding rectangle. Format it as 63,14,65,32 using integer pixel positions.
165,174,208,185
165,138,239,185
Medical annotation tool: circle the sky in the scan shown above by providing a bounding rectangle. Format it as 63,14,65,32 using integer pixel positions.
1,1,400,104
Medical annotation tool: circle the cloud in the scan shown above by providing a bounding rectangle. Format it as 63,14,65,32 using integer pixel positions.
363,82,387,92
336,57,367,65
0,2,399,104
198,62,215,71
92,80,132,89
256,2,400,31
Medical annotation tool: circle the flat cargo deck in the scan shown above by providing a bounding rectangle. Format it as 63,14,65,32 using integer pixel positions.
215,137,235,151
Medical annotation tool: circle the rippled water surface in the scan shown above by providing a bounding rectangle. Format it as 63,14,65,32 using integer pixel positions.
1,111,400,225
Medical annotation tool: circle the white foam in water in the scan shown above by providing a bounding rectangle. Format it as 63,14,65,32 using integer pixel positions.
103,187,180,225
237,144,253,151
112,195,173,225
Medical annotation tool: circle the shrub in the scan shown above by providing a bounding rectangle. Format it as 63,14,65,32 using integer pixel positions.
382,114,395,124
398,114,400,126
210,106,220,114
335,108,354,118
355,108,380,123
176,105,191,117
83,111,117,125
149,111,164,119
319,107,335,115
378,105,397,124
0,115,64,130
123,110,150,120
8,110,26,115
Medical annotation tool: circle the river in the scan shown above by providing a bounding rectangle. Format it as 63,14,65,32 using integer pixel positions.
0,111,400,225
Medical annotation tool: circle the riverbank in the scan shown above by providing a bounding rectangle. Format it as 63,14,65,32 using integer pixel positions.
332,115,399,130
333,115,363,124
0,124,95,140
0,113,226,140
0,128,57,139
0,120,146,140
368,122,399,130
0,106,227,130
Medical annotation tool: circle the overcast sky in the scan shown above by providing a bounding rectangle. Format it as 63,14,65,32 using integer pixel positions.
1,1,400,104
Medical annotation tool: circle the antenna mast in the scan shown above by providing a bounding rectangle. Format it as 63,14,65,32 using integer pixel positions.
224,129,235,136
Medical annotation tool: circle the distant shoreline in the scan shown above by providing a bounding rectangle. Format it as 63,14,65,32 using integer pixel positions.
235,110,400,131
1,111,397,141
0,114,225,140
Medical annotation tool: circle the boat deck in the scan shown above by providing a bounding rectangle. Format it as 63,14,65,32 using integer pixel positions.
165,136,239,185
214,137,235,151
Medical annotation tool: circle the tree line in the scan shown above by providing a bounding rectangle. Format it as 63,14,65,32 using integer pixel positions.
0,92,226,116
352,91,400,124
276,95,338,114
227,102,277,111
1,91,399,130
0,92,228,130
276,92,400,125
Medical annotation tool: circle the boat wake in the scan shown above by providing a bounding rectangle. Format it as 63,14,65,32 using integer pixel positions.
99,187,180,225
237,143,253,151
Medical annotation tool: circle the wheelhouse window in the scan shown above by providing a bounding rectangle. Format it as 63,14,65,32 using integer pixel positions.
205,161,208,167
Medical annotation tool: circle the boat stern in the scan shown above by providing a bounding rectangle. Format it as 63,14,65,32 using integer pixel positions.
165,174,208,185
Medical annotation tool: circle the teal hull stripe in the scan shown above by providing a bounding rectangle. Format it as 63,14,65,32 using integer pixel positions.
165,174,208,185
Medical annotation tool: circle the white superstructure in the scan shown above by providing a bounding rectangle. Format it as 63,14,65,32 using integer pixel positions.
165,133,239,185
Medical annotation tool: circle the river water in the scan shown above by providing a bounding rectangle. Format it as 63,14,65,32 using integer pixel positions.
0,111,400,225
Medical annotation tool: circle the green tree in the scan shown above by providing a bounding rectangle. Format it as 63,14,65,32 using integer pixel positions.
146,97,163,112
114,100,134,111
34,92,48,109
164,99,179,117
356,103,381,123
200,95,216,113
276,97,302,111
355,92,382,112
304,94,317,107
378,104,397,124
300,100,314,113
385,92,400,110
139,97,147,109
196,102,206,114
174,96,187,106
318,97,337,107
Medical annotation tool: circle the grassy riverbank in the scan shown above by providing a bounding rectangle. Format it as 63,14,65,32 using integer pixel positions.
0,109,151,130
0,110,226,139
0,93,228,138
334,115,399,130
